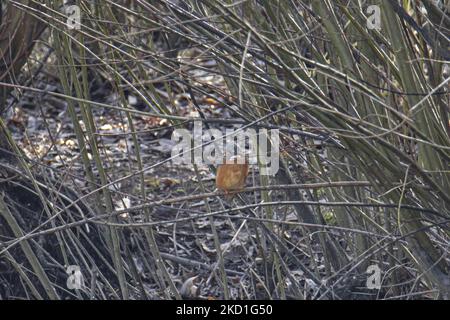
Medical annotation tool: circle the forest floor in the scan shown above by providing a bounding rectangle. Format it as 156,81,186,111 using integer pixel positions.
5,44,327,299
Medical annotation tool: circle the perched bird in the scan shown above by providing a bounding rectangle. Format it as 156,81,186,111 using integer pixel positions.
215,155,249,199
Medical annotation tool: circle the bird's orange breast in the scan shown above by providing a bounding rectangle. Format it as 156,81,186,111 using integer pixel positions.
215,161,249,192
